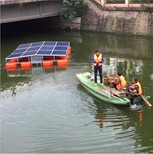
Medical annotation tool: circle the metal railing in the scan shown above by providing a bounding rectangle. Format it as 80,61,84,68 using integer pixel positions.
90,0,153,7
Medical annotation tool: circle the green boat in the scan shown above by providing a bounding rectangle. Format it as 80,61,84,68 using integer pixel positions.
76,72,150,106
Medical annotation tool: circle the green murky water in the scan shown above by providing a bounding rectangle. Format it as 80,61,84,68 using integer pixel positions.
1,21,153,153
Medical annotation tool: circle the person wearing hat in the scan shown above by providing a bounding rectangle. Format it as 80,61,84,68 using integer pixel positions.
92,50,104,84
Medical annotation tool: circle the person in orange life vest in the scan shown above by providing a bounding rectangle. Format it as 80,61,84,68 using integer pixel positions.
113,72,127,90
128,78,142,105
92,50,104,84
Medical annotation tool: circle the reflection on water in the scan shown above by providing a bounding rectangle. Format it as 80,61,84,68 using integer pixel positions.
3,57,146,78
103,57,144,77
76,84,152,153
1,29,153,153
92,98,153,153
80,32,153,59
6,67,54,78
2,56,149,93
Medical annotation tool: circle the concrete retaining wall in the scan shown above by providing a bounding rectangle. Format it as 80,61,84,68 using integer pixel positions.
81,1,153,36
59,17,81,31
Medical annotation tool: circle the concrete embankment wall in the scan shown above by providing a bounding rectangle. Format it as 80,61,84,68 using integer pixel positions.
81,1,153,36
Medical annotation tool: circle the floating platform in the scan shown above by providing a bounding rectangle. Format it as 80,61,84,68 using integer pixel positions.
5,41,71,70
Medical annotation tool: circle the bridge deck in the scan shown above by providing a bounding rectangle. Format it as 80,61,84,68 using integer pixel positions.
0,0,63,24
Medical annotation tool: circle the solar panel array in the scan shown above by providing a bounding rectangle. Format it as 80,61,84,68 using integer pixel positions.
6,41,70,60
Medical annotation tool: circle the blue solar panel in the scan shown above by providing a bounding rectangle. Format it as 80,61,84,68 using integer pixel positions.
52,50,67,55
54,46,68,51
13,49,27,53
6,41,70,60
40,46,54,51
44,41,56,46
57,42,69,46
17,43,31,49
22,50,37,56
37,50,52,55
31,42,44,47
7,53,23,58
27,47,40,52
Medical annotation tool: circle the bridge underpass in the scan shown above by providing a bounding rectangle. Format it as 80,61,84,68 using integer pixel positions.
0,0,63,24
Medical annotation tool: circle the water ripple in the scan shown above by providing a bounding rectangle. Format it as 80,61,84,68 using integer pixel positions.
1,67,153,153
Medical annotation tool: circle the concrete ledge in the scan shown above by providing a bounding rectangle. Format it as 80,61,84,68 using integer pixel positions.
90,0,153,11
0,0,61,5
92,0,153,7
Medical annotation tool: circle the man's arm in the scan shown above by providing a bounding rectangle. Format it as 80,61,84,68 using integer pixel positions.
92,55,95,63
102,56,104,63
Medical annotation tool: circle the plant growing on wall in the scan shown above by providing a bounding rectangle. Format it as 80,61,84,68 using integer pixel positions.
62,0,84,20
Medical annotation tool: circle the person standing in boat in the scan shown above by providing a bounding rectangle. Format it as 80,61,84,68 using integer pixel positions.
128,78,142,105
92,50,104,84
113,72,127,90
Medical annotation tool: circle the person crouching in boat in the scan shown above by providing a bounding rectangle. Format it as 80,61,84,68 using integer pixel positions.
113,72,127,90
92,50,104,84
128,78,142,105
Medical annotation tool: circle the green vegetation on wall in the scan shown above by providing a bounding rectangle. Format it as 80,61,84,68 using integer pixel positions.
62,0,84,20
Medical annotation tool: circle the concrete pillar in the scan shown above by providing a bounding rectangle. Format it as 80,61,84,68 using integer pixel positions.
125,0,130,5
101,0,107,6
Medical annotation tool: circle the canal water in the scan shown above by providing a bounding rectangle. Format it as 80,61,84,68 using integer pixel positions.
1,22,153,153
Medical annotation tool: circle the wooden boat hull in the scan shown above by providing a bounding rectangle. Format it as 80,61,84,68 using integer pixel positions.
76,72,130,106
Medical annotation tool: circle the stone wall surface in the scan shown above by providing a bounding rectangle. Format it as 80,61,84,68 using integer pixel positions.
81,1,153,36
59,17,81,31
